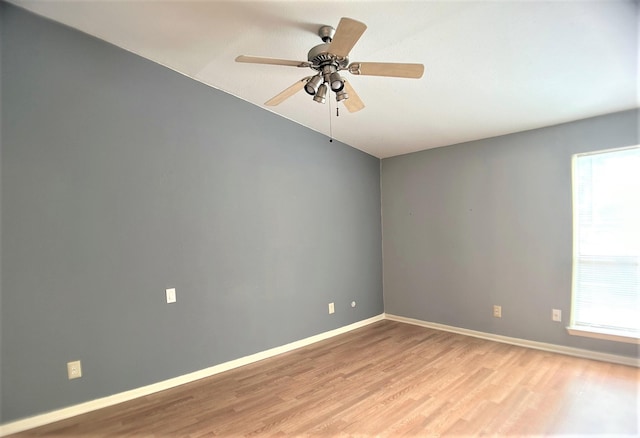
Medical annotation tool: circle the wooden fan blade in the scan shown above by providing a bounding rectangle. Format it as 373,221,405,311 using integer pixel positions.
342,80,365,113
350,62,424,78
265,77,310,106
328,18,367,58
235,55,311,68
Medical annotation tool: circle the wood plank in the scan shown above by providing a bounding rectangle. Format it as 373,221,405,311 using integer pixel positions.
8,320,639,437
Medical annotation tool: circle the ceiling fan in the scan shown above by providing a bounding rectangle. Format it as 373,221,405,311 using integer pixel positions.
236,17,424,113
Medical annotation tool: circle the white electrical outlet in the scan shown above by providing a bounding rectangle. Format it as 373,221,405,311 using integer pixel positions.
67,360,82,380
166,288,177,304
328,302,335,314
493,305,502,318
351,301,356,308
552,309,562,322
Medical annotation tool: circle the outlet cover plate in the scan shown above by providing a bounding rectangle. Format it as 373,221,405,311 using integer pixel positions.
67,360,82,379
328,302,335,314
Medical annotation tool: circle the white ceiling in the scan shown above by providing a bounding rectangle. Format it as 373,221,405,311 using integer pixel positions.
9,0,639,158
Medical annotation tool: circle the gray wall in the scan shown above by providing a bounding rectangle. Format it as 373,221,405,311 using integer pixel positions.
382,109,639,358
0,4,383,422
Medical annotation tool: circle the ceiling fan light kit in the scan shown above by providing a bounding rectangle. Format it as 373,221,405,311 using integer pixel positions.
305,75,323,95
313,83,328,104
236,17,424,113
336,89,348,102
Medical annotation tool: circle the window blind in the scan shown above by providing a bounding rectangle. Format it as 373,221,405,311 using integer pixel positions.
572,146,640,337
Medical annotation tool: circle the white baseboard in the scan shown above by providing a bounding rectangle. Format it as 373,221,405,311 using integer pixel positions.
0,314,384,437
385,313,640,368
4,312,636,436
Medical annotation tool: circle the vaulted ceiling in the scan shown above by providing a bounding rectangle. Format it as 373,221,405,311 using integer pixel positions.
9,0,639,158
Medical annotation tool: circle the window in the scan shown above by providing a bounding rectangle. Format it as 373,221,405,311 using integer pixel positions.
570,146,640,343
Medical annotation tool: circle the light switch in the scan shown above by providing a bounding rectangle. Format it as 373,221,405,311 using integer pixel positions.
166,288,177,304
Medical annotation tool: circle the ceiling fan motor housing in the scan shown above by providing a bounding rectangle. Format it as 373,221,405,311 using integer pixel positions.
307,43,349,70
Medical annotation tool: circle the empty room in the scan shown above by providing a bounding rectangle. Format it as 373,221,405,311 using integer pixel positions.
1,1,638,436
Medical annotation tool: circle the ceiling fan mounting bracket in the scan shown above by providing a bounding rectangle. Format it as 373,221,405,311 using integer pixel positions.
318,25,335,43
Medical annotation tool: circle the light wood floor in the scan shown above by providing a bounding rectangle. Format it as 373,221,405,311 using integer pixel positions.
9,320,639,437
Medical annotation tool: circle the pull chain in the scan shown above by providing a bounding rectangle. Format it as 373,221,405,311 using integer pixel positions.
328,95,333,142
